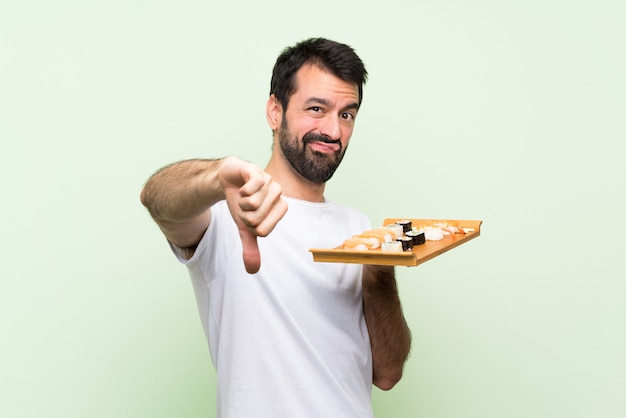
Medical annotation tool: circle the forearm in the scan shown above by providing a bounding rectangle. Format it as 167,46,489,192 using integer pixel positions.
362,265,411,390
141,158,225,223
140,156,287,267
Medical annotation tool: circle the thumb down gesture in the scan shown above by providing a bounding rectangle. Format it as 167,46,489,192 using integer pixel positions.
218,157,288,274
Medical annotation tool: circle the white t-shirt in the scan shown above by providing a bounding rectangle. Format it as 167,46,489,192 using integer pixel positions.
176,197,374,418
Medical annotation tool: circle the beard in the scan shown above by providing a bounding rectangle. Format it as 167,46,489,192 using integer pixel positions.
277,117,347,184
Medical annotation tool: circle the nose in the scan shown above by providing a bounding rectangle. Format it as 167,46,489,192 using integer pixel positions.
318,114,342,141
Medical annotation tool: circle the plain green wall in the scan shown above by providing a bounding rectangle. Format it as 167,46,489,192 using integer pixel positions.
2,1,625,417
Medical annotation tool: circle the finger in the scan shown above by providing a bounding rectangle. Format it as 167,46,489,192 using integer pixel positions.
250,196,289,238
238,170,270,199
237,179,284,229
237,196,287,274
239,226,261,274
237,174,272,212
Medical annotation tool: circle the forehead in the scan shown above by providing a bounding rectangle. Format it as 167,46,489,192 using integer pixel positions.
291,64,359,105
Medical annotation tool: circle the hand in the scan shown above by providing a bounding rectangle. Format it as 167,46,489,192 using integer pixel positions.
218,157,288,274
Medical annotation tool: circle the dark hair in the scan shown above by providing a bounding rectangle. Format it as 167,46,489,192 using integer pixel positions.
269,37,368,110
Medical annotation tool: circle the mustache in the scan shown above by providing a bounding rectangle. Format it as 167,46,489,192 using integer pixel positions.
303,132,341,147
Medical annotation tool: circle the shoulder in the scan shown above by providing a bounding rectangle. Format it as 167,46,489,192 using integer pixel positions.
326,200,370,224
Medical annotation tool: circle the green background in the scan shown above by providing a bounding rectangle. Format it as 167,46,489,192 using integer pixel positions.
2,1,624,417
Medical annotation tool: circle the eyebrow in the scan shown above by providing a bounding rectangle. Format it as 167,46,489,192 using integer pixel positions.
305,97,360,111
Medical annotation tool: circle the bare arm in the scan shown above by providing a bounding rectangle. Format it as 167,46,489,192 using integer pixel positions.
140,156,287,272
362,264,412,390
140,158,223,251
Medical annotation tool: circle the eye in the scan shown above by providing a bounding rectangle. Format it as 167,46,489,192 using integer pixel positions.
309,106,323,113
341,111,355,121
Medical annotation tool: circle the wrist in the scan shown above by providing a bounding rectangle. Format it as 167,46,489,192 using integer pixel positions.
362,265,397,294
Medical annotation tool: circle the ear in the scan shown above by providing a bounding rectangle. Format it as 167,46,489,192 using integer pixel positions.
266,94,283,131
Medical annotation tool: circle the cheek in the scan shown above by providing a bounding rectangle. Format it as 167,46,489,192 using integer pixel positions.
340,127,353,146
285,113,315,138
299,119,320,136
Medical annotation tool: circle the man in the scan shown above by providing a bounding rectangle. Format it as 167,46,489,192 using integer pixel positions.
141,37,411,417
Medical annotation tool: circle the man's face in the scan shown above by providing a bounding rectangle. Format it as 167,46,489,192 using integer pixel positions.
277,65,360,184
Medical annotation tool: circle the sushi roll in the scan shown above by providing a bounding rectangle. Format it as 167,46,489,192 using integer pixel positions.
396,236,414,251
395,219,412,233
406,230,426,246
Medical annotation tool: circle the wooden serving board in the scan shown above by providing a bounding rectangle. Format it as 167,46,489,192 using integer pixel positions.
309,219,482,267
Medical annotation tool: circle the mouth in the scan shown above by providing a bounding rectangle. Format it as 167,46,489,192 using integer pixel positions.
308,140,341,153
304,133,342,153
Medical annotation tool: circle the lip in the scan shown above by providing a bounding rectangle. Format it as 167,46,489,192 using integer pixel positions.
308,141,340,153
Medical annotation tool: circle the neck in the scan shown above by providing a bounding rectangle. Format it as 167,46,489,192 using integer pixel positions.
265,153,326,203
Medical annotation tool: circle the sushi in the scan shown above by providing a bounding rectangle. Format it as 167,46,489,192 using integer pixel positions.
405,230,426,246
381,241,403,252
396,236,414,251
395,219,412,233
342,219,467,251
